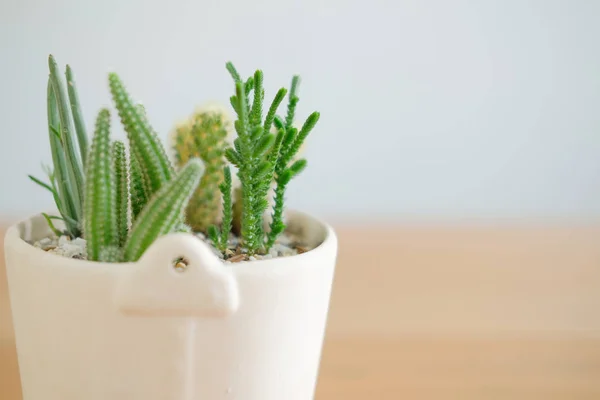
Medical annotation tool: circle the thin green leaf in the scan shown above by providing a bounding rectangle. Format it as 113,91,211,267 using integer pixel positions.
65,65,89,166
47,78,80,237
48,55,85,221
28,175,55,194
42,213,63,237
84,108,117,261
208,225,220,249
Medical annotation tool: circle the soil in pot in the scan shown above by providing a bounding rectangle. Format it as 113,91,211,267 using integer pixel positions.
30,231,312,263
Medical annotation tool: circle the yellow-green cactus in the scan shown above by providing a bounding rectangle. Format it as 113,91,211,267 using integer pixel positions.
171,105,231,233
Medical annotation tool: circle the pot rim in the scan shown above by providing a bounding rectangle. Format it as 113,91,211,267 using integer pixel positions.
4,209,337,272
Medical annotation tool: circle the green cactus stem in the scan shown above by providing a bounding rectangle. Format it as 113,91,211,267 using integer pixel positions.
108,73,174,198
48,55,85,221
123,159,203,262
84,109,117,261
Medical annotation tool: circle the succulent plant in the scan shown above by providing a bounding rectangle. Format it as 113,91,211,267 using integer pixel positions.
31,55,203,262
30,54,319,262
171,106,230,233
122,159,203,262
265,76,319,250
108,73,175,198
29,56,88,238
221,63,319,255
84,101,203,262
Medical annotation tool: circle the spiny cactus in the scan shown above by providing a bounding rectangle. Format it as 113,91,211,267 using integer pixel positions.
84,109,118,262
66,65,89,167
108,73,174,199
84,105,203,262
108,72,193,232
29,55,88,238
123,159,203,262
172,106,230,232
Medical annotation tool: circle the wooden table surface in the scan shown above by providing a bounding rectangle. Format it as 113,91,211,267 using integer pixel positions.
2,223,600,399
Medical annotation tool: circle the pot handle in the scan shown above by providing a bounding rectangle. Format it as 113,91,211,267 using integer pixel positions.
113,233,239,318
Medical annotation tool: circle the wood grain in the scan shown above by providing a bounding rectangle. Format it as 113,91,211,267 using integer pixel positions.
2,224,600,399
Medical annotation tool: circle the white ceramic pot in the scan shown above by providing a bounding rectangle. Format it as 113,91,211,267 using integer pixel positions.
4,210,337,400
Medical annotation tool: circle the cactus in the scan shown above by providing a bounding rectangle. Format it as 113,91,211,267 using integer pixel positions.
74,70,204,262
84,109,118,262
108,73,174,199
172,106,230,233
123,159,203,262
84,106,203,262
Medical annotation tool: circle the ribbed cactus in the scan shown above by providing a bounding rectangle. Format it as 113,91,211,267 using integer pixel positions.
172,107,230,233
123,159,203,262
78,72,204,262
84,109,118,262
108,73,174,199
84,108,203,262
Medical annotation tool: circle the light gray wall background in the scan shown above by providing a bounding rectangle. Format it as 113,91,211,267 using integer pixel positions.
1,0,599,223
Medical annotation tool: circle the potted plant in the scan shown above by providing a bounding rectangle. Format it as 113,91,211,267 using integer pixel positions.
4,55,338,399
